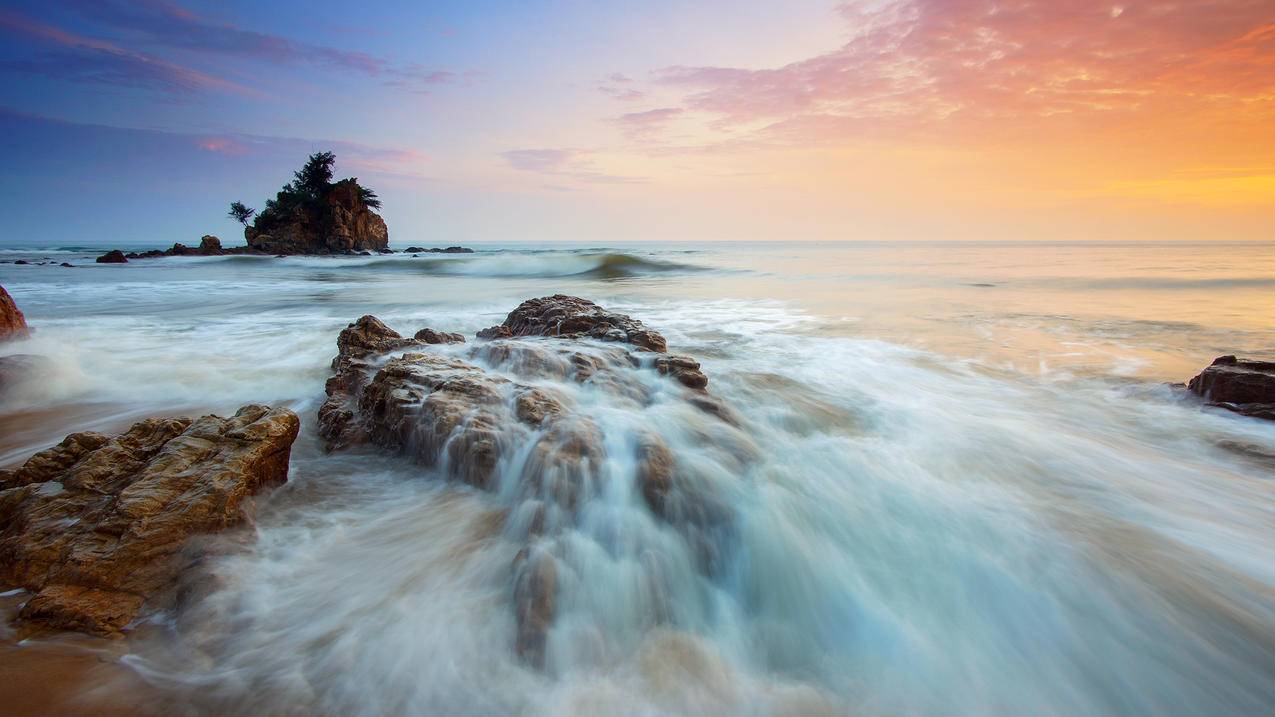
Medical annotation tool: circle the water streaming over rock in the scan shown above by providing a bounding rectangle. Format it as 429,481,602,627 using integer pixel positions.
1,242,1274,715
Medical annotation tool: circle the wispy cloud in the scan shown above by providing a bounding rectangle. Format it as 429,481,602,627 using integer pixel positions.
501,148,643,184
2,1,461,95
597,72,646,101
647,0,1275,145
0,10,255,95
614,107,684,141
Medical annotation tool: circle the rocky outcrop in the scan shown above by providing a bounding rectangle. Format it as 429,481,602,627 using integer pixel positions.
1188,355,1275,420
318,297,747,667
124,236,234,260
0,405,300,636
95,250,127,264
246,179,388,255
404,246,474,254
480,294,670,353
0,285,27,341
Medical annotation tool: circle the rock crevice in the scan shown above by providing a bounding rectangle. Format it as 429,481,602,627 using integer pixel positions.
0,405,300,636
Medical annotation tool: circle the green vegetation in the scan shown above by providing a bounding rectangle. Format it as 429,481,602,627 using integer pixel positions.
227,201,256,225
242,152,380,232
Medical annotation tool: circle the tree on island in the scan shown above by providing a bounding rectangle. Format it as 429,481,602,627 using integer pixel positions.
250,151,381,232
227,201,256,225
234,152,389,254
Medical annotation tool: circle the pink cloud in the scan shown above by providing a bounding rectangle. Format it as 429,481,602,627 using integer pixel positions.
614,107,684,141
652,0,1275,145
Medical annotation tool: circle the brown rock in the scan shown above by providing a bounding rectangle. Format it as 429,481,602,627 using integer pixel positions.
414,327,465,344
0,285,28,341
654,355,709,390
199,235,223,254
246,179,388,255
317,299,744,665
95,250,127,264
0,405,300,636
482,295,668,352
1187,355,1275,420
512,547,557,668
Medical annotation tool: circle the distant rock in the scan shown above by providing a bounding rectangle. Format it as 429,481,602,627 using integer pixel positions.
0,405,300,637
95,250,128,264
1,285,28,341
199,235,222,254
13,260,29,265
59,262,73,268
245,178,388,255
402,245,473,253
1187,355,1275,420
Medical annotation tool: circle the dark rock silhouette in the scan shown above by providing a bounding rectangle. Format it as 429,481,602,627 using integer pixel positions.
1187,355,1275,420
95,250,128,264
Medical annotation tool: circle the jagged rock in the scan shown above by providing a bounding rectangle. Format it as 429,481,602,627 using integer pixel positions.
1,285,28,341
95,250,128,264
0,405,299,637
1188,355,1275,420
654,355,709,390
317,316,422,449
245,179,388,255
318,297,747,666
414,328,465,344
477,295,669,353
199,235,222,254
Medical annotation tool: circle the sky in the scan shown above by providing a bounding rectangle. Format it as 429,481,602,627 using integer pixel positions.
1,0,1273,245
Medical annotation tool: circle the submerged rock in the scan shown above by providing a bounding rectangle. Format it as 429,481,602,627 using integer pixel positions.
0,405,300,636
0,354,47,397
0,285,28,341
1187,355,1275,420
318,296,749,666
95,250,128,264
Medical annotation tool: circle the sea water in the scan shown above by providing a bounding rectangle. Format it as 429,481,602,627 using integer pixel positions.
1,241,1273,715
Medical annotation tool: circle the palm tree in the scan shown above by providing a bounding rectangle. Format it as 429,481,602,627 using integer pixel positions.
228,201,256,224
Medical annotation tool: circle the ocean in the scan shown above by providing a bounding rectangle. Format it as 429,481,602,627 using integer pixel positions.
2,241,1274,715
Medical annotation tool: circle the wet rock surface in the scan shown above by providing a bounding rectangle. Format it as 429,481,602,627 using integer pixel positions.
0,405,300,637
0,285,27,341
95,250,128,264
1188,355,1275,420
482,294,670,352
319,296,750,666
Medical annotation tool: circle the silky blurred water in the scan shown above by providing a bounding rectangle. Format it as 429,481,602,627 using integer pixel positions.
1,241,1273,715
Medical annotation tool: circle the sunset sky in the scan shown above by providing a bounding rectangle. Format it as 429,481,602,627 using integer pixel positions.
2,0,1273,245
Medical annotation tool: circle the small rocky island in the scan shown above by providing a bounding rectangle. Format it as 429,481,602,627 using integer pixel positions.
90,153,469,261
239,152,388,255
